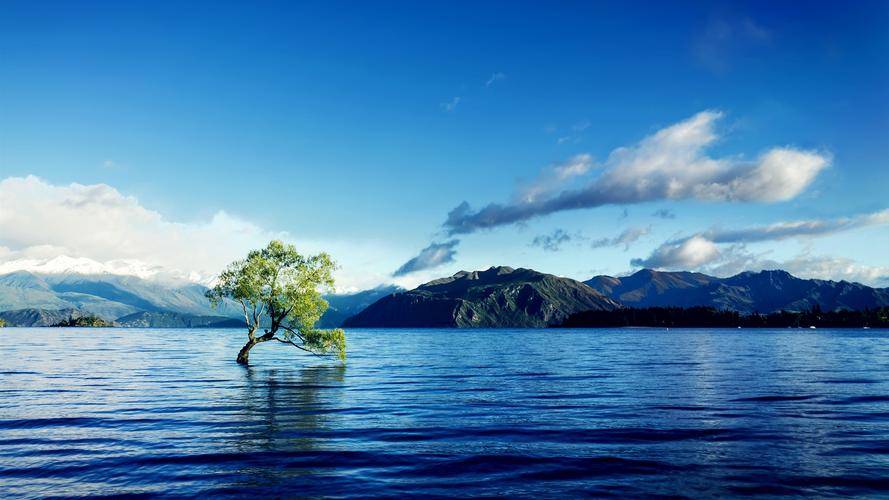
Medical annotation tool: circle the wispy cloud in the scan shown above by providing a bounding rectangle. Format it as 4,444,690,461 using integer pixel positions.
712,248,889,286
591,226,651,251
518,154,594,204
444,110,830,235
393,240,460,276
440,96,461,112
530,229,573,252
631,209,889,278
572,120,591,132
652,208,676,219
554,120,590,145
702,209,889,243
485,72,506,87
694,14,771,73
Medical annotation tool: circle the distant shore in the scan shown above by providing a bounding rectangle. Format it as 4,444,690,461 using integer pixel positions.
558,306,889,329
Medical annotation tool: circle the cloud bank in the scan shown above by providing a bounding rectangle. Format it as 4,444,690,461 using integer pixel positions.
0,176,288,283
444,111,830,234
392,240,459,276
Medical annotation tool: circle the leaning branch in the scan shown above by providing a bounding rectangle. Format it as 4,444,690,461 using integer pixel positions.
279,324,306,342
272,336,329,358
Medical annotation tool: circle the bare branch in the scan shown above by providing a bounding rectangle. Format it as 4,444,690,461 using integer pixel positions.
238,299,250,329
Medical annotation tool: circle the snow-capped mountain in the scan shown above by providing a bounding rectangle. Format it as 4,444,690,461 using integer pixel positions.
0,255,209,284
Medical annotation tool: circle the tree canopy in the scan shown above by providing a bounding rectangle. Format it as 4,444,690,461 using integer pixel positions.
206,240,346,365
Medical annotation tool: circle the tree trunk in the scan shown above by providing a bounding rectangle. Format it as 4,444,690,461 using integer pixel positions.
236,339,257,365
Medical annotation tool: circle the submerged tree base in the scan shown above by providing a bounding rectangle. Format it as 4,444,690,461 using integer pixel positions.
236,340,256,365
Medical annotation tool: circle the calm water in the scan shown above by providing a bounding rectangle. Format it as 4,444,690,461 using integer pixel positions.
1,328,888,498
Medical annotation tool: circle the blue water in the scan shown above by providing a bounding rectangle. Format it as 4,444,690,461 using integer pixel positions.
1,328,888,497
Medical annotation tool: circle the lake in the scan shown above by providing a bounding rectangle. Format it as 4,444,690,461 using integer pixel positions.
1,327,888,497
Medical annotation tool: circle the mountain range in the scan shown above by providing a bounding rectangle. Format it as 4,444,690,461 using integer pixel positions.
346,267,889,328
1,266,887,328
585,268,889,314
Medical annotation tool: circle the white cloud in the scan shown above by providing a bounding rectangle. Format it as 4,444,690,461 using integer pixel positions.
631,235,721,269
445,110,830,234
0,176,288,283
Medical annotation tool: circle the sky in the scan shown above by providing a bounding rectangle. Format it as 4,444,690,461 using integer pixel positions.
1,0,888,291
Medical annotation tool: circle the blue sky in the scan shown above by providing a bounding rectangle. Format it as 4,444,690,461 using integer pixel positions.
1,1,887,290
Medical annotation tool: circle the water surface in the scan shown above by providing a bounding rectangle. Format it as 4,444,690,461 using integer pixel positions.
1,328,888,497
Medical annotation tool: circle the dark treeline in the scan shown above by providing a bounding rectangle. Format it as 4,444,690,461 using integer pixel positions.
558,306,889,328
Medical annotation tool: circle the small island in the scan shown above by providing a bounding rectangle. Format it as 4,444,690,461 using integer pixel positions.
51,315,113,328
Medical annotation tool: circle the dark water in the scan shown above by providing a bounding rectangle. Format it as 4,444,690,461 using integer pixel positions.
1,328,888,498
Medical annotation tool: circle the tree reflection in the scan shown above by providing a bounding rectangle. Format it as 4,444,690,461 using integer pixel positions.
236,365,346,452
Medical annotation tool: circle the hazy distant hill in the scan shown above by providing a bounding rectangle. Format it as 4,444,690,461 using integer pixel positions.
585,269,889,313
115,311,244,328
0,269,395,328
318,285,404,327
0,271,239,318
0,308,85,327
0,271,244,326
345,266,619,328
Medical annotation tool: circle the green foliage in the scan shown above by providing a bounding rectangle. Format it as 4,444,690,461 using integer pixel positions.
305,327,347,362
206,240,346,363
0,318,5,327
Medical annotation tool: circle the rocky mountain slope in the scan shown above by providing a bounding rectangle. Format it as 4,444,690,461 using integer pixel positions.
344,266,619,328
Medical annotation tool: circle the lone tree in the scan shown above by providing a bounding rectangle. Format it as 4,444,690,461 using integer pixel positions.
206,240,346,365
